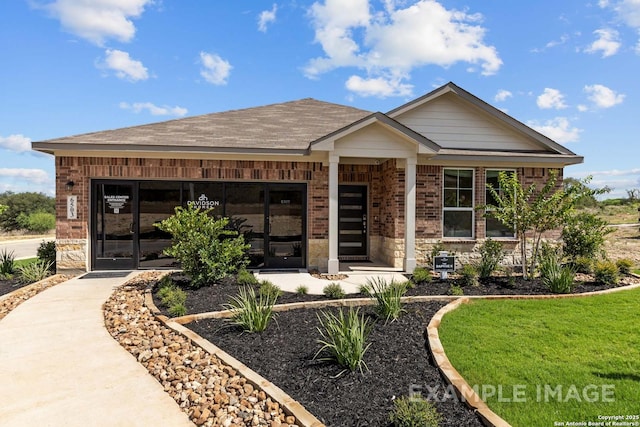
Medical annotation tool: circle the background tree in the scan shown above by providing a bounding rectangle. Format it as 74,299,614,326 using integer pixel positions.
0,192,55,231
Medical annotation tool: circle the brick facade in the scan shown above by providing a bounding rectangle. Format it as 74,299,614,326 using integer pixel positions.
55,155,563,271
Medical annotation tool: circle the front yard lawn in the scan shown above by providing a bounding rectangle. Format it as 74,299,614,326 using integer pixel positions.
439,288,640,427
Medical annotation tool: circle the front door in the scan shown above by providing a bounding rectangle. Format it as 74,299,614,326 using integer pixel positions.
264,184,305,269
93,181,136,270
338,185,368,260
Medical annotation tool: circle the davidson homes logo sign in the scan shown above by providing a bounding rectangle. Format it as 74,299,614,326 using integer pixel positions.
188,193,220,210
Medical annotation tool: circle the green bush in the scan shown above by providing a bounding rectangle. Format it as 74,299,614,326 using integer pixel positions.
258,280,282,299
594,260,619,285
0,191,55,231
37,240,56,272
539,249,575,294
562,212,614,261
616,258,634,275
367,277,407,322
449,284,464,296
295,285,308,295
314,307,372,374
157,279,188,317
459,264,479,287
411,267,432,284
477,238,504,279
236,268,258,286
155,205,250,288
323,282,346,299
571,255,593,274
23,211,55,233
224,286,277,332
0,249,15,276
17,260,52,284
389,395,442,427
429,241,446,265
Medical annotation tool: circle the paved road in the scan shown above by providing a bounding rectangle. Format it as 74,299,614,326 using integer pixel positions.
0,237,54,260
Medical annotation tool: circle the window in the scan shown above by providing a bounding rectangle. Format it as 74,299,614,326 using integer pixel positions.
443,169,474,238
485,170,516,238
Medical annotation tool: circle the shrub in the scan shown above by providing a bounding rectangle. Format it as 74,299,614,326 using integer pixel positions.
314,307,372,374
358,283,372,296
24,211,55,233
594,260,619,286
539,249,575,294
0,249,15,276
157,279,188,317
389,395,442,427
459,264,479,287
236,268,258,286
411,267,432,284
449,284,464,296
428,241,446,265
224,286,277,333
258,280,283,299
571,256,593,274
323,282,345,299
156,205,250,288
616,258,634,275
477,238,504,279
17,260,52,284
37,240,56,272
367,277,407,322
295,285,308,295
562,212,614,261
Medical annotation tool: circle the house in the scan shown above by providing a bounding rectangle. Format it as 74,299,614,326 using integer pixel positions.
32,82,583,274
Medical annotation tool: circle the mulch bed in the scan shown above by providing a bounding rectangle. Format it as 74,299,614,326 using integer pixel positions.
152,272,635,317
0,277,30,297
188,302,484,427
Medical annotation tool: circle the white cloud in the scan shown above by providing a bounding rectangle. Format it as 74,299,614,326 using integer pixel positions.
40,0,153,46
527,117,581,143
569,168,640,198
101,49,149,82
258,4,278,32
584,84,625,108
494,89,512,102
305,0,501,97
585,28,621,57
199,52,232,85
0,168,50,185
536,88,568,110
345,75,413,97
607,0,640,28
0,134,32,153
119,102,188,117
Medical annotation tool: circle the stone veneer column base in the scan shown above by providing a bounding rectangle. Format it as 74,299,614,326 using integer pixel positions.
308,239,329,273
56,239,88,273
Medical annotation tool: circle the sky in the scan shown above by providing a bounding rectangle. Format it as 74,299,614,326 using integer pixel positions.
1,0,639,198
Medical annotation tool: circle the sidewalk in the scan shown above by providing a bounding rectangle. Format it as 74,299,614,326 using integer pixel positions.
0,272,194,427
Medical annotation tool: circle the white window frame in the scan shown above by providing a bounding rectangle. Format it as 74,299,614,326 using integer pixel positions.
484,168,516,239
442,168,475,239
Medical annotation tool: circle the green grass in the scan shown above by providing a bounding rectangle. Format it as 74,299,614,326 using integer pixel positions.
14,257,37,268
438,289,640,426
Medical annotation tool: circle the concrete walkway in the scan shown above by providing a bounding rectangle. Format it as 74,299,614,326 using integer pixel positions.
0,272,194,427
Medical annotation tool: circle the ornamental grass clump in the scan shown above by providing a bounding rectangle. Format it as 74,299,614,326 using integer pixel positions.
616,258,634,275
367,276,407,322
157,277,187,317
389,395,442,427
236,268,258,286
411,266,432,284
17,260,52,284
225,286,277,333
314,307,372,375
594,259,619,286
323,282,346,299
0,249,15,278
258,279,282,299
538,250,575,294
477,238,504,279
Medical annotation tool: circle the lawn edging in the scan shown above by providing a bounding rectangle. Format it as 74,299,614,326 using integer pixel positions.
144,288,326,427
426,280,640,427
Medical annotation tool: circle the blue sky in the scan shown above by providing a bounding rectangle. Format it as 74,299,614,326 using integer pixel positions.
1,0,639,198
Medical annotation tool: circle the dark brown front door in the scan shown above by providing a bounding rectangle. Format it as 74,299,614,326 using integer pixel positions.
264,184,306,269
338,185,368,259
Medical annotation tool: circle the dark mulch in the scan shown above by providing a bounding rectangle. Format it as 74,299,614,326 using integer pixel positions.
152,272,632,317
188,302,484,427
0,277,29,297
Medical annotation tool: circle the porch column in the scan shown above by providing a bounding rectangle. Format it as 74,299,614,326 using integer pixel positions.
404,157,417,273
328,154,340,274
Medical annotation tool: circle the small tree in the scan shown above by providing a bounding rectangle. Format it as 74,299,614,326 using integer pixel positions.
482,170,587,279
156,205,249,288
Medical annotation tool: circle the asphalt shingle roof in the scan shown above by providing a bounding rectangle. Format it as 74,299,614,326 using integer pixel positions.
38,98,372,151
